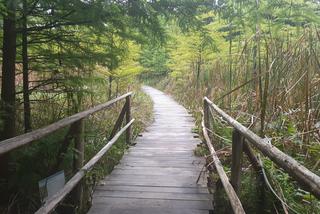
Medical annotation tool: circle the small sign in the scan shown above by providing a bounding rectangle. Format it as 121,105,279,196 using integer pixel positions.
38,171,65,203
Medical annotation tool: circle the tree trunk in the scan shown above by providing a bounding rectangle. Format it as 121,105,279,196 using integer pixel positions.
0,0,17,204
108,76,113,100
22,0,32,132
116,79,119,97
1,0,17,140
196,49,202,89
229,37,232,109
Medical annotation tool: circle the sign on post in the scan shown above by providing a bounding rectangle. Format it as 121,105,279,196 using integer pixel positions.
38,171,65,203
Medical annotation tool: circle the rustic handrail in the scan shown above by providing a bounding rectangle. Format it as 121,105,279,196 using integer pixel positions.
0,92,134,213
35,119,134,214
203,96,320,199
202,112,245,214
0,92,132,155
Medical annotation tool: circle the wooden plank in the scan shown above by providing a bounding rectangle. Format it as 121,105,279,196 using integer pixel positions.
93,190,213,201
89,206,210,214
136,144,199,147
123,153,196,158
119,157,203,164
141,133,197,137
0,92,133,155
105,174,200,182
205,96,320,199
95,185,209,194
119,159,204,165
121,156,202,162
128,148,195,152
135,139,200,143
138,136,197,141
111,168,202,176
90,197,213,210
117,162,203,168
125,153,196,158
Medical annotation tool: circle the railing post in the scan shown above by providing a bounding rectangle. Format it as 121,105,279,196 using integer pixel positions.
72,119,84,212
204,98,209,129
231,129,243,194
109,103,127,140
125,95,131,144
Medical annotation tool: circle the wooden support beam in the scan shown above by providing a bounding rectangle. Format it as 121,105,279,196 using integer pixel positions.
201,107,245,214
125,95,132,144
204,99,210,129
204,97,320,199
231,129,243,194
72,119,84,212
109,102,127,140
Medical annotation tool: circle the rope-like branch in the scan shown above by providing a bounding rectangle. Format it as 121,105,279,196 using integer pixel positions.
258,156,300,214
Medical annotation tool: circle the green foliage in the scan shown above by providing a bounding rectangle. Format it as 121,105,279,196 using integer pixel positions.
139,44,170,79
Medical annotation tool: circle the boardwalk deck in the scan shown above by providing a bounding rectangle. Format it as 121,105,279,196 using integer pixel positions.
88,86,213,214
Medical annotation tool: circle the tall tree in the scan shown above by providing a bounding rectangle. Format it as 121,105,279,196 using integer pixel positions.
1,0,17,140
22,0,31,132
0,0,17,204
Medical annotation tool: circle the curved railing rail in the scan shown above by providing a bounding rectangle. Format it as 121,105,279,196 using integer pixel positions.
0,92,134,214
203,97,320,214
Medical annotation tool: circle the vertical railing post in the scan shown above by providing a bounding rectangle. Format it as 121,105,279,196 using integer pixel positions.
125,95,131,144
204,98,213,141
72,119,84,212
204,98,209,129
231,129,243,194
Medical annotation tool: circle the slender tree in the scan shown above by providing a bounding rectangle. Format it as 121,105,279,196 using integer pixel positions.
0,0,17,205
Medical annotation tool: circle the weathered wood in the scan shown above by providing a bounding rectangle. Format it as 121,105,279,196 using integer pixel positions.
94,190,213,201
89,207,209,214
204,99,210,129
89,86,213,214
35,119,134,214
91,198,213,211
109,101,127,140
201,113,246,214
126,95,132,144
72,119,84,211
111,167,202,176
95,185,209,194
204,97,320,199
0,92,132,155
231,129,243,194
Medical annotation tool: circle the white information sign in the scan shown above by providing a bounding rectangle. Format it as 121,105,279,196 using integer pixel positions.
38,170,65,203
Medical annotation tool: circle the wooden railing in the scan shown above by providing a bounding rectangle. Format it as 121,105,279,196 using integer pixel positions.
0,92,134,214
202,97,320,214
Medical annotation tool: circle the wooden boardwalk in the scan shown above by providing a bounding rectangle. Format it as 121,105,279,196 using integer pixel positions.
88,86,213,214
